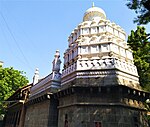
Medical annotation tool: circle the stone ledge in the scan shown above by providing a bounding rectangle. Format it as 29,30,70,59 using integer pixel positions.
58,102,146,111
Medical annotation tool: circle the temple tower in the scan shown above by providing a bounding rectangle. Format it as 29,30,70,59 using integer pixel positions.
61,4,140,90
57,4,149,127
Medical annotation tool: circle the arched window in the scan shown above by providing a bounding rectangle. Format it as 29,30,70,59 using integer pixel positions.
91,21,96,26
72,50,74,60
67,54,69,62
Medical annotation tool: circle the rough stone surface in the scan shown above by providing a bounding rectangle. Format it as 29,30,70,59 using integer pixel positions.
24,101,50,127
58,87,148,127
24,97,58,127
58,105,146,127
62,75,140,90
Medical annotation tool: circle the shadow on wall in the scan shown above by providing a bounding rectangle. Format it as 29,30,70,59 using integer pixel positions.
0,120,4,127
0,114,5,127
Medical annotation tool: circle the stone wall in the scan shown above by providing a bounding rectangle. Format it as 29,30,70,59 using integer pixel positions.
58,105,147,127
62,72,140,90
24,94,58,127
47,97,58,127
24,100,50,127
57,86,149,127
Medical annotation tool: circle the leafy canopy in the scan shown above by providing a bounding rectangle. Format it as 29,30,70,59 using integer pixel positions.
127,26,150,91
126,0,150,24
0,66,29,115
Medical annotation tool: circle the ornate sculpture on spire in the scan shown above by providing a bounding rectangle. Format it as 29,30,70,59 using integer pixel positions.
33,68,39,85
52,50,61,73
51,50,62,88
92,2,94,7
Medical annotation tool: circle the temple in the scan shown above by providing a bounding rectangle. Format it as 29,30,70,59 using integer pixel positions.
4,4,150,127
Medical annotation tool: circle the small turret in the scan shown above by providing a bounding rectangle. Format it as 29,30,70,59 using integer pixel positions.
52,50,61,72
0,61,4,67
33,68,39,85
51,50,62,88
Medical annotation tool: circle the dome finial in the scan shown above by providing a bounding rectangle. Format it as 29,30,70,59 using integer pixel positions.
92,2,94,7
83,3,106,21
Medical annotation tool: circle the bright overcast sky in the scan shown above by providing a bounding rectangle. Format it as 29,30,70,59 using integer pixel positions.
0,0,150,83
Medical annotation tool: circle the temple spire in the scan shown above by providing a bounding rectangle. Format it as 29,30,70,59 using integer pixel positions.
92,2,95,7
33,68,39,85
52,50,61,72
0,61,3,67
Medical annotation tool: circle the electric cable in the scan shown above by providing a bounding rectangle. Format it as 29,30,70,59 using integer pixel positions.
0,10,34,72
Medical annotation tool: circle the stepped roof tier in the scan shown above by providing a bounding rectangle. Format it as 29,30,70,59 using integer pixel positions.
62,4,141,90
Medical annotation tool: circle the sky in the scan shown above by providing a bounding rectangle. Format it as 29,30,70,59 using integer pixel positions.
0,0,150,83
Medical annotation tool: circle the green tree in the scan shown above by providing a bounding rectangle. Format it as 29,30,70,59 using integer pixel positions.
126,0,150,24
127,26,150,91
0,66,29,116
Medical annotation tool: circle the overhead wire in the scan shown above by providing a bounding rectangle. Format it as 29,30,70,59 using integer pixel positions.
0,3,47,73
0,10,34,72
2,2,39,50
0,18,27,66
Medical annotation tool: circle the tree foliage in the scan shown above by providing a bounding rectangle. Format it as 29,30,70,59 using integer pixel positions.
126,0,150,24
127,26,150,91
0,66,29,115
